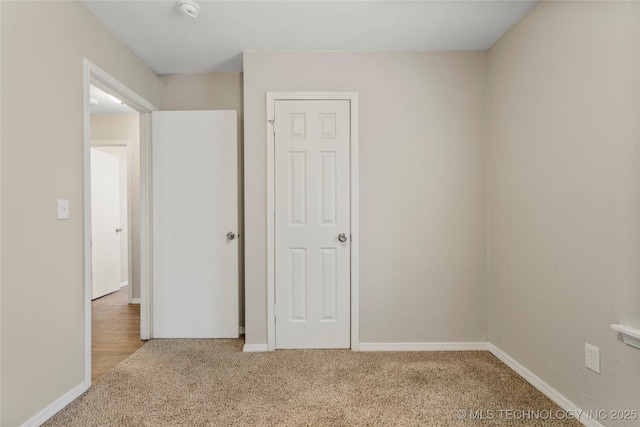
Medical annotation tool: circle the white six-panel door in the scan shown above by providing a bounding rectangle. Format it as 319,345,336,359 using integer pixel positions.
275,100,351,348
152,111,238,338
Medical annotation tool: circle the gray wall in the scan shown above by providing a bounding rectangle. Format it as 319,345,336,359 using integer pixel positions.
487,1,640,423
1,2,158,425
243,52,488,345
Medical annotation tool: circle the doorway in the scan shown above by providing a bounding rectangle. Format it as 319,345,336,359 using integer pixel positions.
266,93,360,351
89,84,141,381
82,59,157,387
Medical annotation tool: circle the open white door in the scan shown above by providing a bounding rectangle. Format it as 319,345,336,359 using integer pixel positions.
91,148,122,300
152,111,239,338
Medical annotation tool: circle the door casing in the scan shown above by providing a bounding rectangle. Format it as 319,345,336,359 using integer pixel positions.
82,58,157,388
266,92,359,351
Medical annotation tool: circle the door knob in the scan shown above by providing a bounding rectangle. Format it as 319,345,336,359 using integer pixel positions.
226,232,236,240
338,233,348,243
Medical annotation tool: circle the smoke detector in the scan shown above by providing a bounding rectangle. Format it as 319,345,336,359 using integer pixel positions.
177,0,200,18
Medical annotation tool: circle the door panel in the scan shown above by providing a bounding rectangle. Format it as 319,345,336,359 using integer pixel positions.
152,111,238,338
275,100,351,349
91,148,122,300
93,145,129,286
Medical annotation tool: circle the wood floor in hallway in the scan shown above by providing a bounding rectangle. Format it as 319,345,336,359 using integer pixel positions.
92,287,145,382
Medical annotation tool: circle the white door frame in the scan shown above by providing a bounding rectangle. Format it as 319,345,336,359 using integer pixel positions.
82,58,157,387
91,141,133,302
266,92,359,351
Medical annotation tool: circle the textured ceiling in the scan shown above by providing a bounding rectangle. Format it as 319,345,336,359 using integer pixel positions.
80,1,537,74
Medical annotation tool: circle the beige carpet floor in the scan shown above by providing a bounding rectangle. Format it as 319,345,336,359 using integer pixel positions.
45,339,582,426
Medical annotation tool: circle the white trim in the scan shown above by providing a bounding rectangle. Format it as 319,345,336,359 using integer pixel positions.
349,95,360,352
130,298,141,305
20,382,87,427
82,59,157,393
86,65,156,113
139,111,153,340
360,342,490,352
611,323,640,349
120,281,129,288
265,92,359,352
488,344,605,427
243,343,269,352
266,95,276,352
82,59,92,388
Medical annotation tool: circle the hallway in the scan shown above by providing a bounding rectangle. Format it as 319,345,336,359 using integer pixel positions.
92,287,144,382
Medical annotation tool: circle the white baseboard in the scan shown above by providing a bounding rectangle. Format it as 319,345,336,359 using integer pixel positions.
359,342,490,351
21,382,88,427
130,298,141,304
243,343,269,352
120,281,128,288
487,344,604,427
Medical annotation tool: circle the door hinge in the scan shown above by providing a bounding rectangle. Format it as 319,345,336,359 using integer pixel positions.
268,119,275,136
273,304,277,318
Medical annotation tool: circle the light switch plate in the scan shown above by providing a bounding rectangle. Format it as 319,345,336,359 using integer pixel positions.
585,343,600,374
57,199,70,220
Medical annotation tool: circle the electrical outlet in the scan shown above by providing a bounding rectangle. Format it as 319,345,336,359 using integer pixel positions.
585,343,600,374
